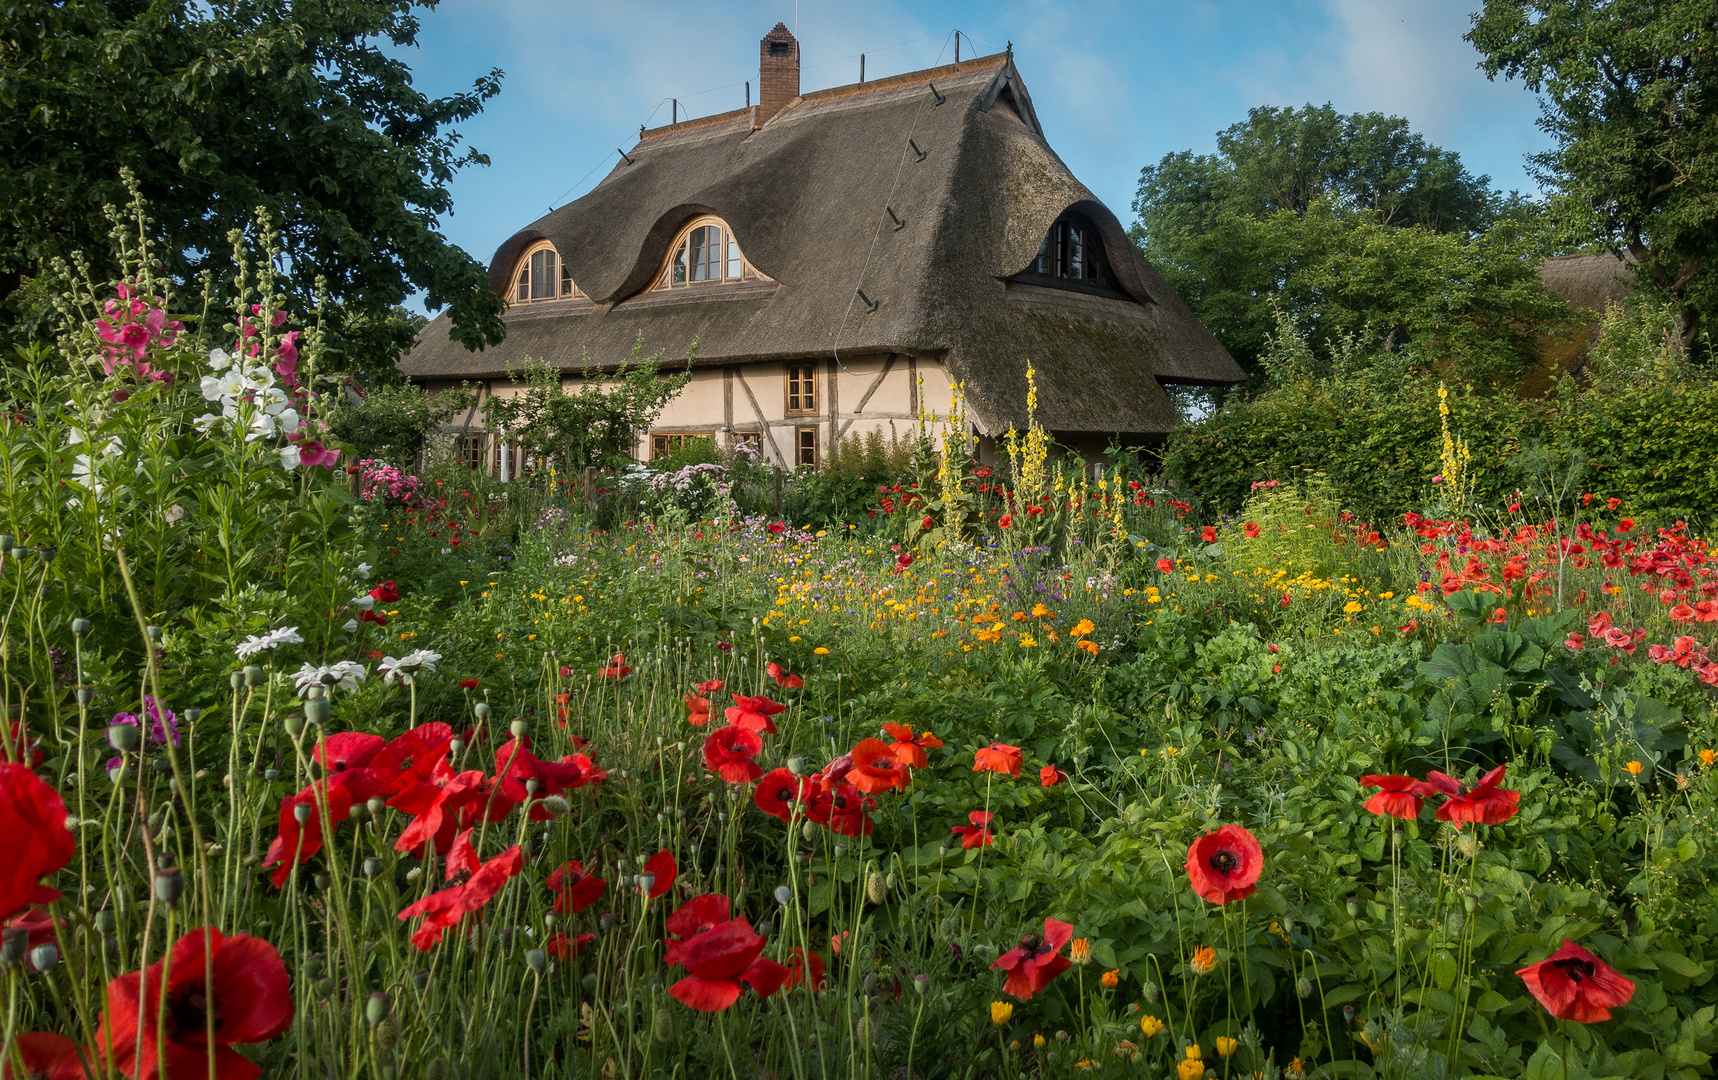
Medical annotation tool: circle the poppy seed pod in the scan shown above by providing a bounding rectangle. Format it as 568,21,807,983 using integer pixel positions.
304,698,330,725
786,755,806,776
184,708,201,724
637,872,655,895
315,977,336,999
9,548,27,560
145,625,162,641
0,534,12,551
230,671,245,690
153,867,185,906
525,948,547,972
366,796,386,818
509,718,527,737
30,943,59,972
72,617,92,636
449,738,464,755
1,927,26,965
833,844,846,859
913,974,929,995
282,715,305,737
774,885,791,905
366,992,393,1026
243,665,265,687
293,803,313,825
107,723,138,752
76,688,94,705
264,768,279,782
363,858,383,878
94,910,116,934
313,872,331,891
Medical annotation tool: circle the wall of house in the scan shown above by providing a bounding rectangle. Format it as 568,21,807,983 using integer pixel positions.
420,355,957,477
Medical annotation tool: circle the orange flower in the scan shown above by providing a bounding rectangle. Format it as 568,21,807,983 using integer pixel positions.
1076,640,1099,656
881,722,943,769
846,738,911,794
973,743,1023,777
1189,946,1217,976
683,693,712,727
766,662,804,689
1069,938,1092,965
1100,969,1120,989
1039,764,1065,787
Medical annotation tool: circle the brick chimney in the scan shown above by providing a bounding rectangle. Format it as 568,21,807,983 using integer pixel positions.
757,23,799,129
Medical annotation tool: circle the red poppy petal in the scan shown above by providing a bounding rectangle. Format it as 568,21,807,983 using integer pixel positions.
668,974,743,1012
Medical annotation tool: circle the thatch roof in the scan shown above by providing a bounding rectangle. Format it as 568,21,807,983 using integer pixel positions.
1538,252,1633,313
400,49,1243,438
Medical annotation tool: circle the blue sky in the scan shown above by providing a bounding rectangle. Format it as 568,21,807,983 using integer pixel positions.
405,0,1550,307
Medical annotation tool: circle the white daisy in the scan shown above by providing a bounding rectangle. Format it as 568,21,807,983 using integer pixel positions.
379,650,441,683
234,625,304,659
293,660,368,695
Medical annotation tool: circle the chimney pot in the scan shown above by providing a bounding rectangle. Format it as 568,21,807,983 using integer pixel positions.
757,23,799,129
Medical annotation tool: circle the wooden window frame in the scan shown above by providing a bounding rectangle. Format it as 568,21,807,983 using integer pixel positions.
651,216,766,291
650,432,710,460
795,426,818,469
509,240,581,305
457,434,486,471
1025,215,1124,296
784,363,818,416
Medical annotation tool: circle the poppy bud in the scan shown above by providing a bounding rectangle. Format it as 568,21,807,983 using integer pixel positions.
283,714,305,737
866,873,888,905
1296,976,1313,999
230,671,245,690
294,803,313,825
1143,980,1160,1004
474,703,490,720
363,858,382,878
449,738,464,755
315,977,336,999
244,665,265,687
734,888,747,906
652,1006,674,1042
540,795,571,817
802,822,818,842
525,948,547,972
366,992,393,1026
107,723,138,751
30,943,59,972
72,618,92,636
774,885,792,905
582,972,599,991
1,927,26,965
510,718,528,737
95,910,116,933
314,872,331,890
304,698,330,725
305,956,325,976
834,844,846,859
153,867,185,907
1056,1030,1069,1042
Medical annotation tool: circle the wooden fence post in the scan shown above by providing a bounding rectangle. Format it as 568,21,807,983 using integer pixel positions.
584,466,600,512
772,469,784,516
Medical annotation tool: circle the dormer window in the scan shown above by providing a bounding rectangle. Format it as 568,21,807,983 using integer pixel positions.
512,241,579,303
1019,214,1122,295
654,217,762,290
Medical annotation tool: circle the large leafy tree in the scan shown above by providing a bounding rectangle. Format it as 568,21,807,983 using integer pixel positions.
1467,1,1718,352
1131,104,1541,373
0,0,507,374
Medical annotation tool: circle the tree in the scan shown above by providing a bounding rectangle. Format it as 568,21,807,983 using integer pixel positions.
0,0,506,375
1467,1,1718,352
1131,104,1534,371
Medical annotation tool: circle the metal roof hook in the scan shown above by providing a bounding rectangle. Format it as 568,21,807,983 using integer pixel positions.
856,289,879,313
928,82,946,106
618,147,635,165
886,207,907,231
909,138,927,162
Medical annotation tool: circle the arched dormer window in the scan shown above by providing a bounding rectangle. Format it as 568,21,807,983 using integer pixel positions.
653,217,762,290
511,241,580,303
1019,214,1122,296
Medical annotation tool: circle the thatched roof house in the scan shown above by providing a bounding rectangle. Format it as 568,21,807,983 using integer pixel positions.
401,26,1243,470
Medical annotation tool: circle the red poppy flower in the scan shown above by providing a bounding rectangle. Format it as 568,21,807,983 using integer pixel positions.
599,653,632,680
311,732,385,772
972,743,1023,777
2,1032,83,1080
1425,764,1519,828
666,919,790,1012
546,931,597,961
703,726,764,783
359,607,390,627
1516,940,1636,1023
1200,526,1218,543
754,768,810,821
951,810,995,849
782,946,827,991
397,844,524,950
768,522,786,535
546,860,607,914
684,693,713,727
998,514,1013,528
369,580,401,603
1155,557,1174,574
664,894,732,966
1243,522,1261,539
96,927,293,1080
991,917,1073,1000
1185,824,1263,905
896,552,914,570
1039,764,1065,787
390,769,487,858
494,736,597,813
766,662,804,689
459,678,482,690
695,679,725,694
725,694,787,734
808,779,875,837
846,738,911,794
1359,775,1431,820
880,722,943,768
642,850,676,899
0,763,75,922
262,783,355,888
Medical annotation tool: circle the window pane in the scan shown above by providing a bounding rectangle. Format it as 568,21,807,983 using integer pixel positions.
531,250,556,299
726,233,742,280
672,240,688,286
1037,234,1051,275
515,268,529,302
689,227,711,282
561,262,574,296
1068,227,1083,281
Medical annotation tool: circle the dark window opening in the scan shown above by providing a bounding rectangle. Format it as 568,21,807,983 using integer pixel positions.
769,41,793,56
1022,215,1127,297
458,435,485,471
796,427,817,468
